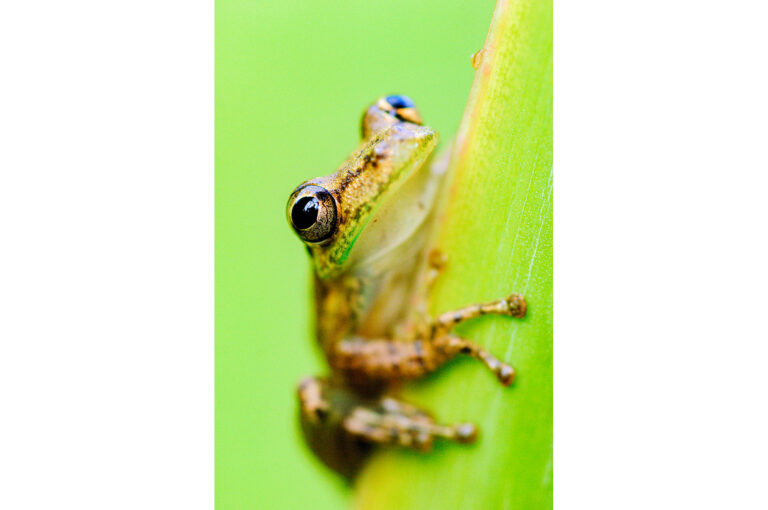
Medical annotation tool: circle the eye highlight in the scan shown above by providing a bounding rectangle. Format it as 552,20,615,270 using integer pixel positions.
291,196,319,230
287,185,338,244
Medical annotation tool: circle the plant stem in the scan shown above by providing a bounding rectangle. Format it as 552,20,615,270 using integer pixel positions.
353,0,552,507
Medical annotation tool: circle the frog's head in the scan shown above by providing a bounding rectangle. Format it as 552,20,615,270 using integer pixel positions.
287,95,438,280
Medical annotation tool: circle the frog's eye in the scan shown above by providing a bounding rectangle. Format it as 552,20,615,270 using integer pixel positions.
377,94,423,125
385,94,415,109
287,185,338,244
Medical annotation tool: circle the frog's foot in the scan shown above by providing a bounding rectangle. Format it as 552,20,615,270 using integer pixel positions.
343,396,477,451
503,293,527,318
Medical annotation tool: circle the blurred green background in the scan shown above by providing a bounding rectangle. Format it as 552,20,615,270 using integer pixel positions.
216,1,496,508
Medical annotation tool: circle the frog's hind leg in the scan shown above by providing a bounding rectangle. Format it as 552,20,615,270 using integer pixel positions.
343,396,477,452
296,376,376,479
296,377,474,478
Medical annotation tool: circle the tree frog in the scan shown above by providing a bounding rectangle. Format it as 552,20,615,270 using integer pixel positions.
286,95,527,478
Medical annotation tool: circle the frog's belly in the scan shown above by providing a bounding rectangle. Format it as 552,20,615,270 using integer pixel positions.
353,228,429,339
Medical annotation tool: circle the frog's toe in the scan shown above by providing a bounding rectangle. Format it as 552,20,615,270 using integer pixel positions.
454,423,478,444
428,249,448,270
497,364,516,386
504,293,527,318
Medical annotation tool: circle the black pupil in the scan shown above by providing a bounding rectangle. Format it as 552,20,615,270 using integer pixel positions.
292,197,319,229
385,94,415,109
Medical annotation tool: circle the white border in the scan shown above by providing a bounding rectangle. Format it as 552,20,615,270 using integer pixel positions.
0,1,213,507
557,0,768,507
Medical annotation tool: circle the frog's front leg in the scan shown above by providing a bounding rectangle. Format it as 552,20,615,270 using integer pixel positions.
431,293,527,334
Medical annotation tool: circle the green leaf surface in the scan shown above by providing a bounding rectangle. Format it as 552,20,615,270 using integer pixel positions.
353,0,552,507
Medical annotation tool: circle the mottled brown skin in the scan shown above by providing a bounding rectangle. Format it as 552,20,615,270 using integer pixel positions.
287,96,527,478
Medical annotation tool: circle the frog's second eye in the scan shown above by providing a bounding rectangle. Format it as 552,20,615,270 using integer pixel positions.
385,94,415,109
377,94,423,125
287,185,338,244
